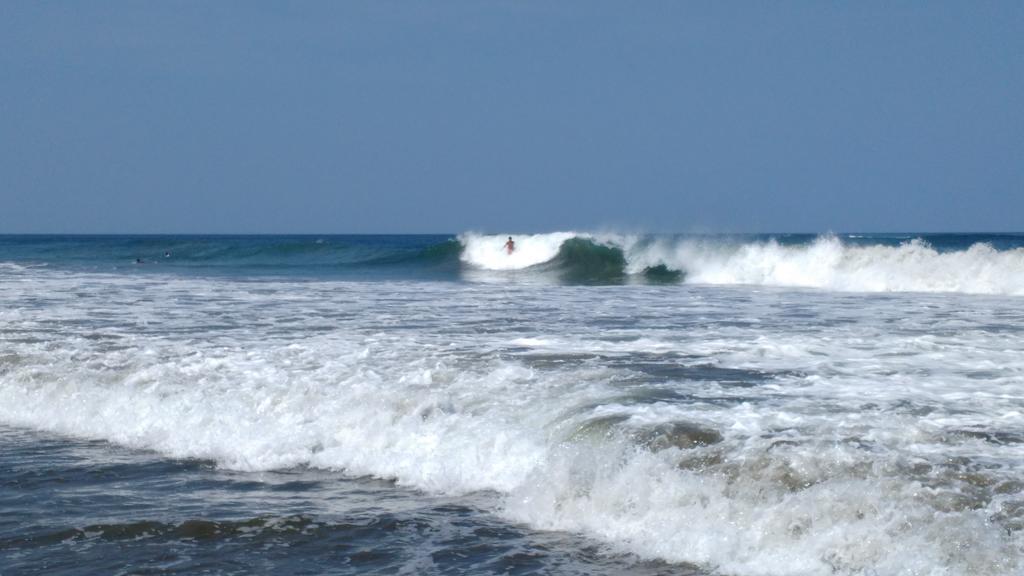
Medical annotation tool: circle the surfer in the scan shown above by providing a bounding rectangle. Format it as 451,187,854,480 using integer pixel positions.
504,236,515,254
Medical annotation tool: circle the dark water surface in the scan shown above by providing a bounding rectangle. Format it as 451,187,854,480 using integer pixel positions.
0,426,691,576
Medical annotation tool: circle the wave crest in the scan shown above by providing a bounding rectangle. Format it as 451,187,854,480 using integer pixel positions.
459,232,1024,294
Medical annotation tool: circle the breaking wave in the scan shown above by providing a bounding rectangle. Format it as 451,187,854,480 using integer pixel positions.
3,233,1023,294
458,232,1024,294
2,274,1022,575
3,253,1024,574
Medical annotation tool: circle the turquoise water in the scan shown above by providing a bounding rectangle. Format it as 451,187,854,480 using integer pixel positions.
0,234,462,278
1,232,1022,284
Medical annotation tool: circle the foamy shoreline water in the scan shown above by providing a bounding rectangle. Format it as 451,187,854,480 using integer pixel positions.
2,235,1024,574
2,240,1023,575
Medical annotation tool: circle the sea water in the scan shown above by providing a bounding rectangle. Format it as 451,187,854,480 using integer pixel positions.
1,233,1023,575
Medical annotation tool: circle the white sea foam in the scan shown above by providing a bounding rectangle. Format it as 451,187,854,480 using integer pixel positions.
1,269,1023,575
460,232,1024,295
459,232,585,270
645,235,1024,295
0,261,31,273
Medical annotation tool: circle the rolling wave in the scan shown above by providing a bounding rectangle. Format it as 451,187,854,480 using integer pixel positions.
3,273,1021,574
157,237,463,269
458,232,1024,294
2,233,1023,294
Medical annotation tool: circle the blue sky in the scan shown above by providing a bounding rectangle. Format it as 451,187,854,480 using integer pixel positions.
2,1,1022,233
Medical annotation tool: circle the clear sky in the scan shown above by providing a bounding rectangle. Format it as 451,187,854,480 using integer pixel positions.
2,1,1022,234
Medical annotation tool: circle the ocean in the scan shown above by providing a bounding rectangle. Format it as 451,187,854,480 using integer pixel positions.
1,232,1023,575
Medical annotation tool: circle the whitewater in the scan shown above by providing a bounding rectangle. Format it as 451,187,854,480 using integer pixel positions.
459,232,1024,295
2,233,1023,575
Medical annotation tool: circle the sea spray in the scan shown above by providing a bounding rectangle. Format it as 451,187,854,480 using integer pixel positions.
4,234,1024,294
459,232,1024,294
